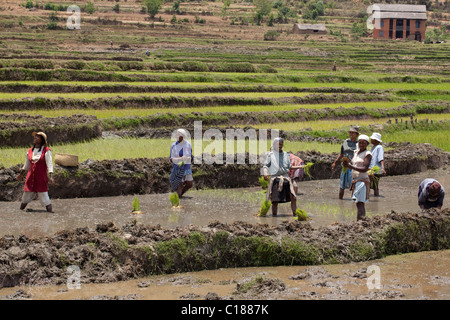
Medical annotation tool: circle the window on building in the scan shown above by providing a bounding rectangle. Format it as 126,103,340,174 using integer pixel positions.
416,21,420,28
380,20,384,28
380,30,384,37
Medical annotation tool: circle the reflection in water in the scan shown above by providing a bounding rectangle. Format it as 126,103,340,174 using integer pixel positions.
0,168,448,237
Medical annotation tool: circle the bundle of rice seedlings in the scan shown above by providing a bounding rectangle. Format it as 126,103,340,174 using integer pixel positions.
368,165,381,176
259,176,269,190
169,192,180,208
293,208,309,221
257,200,271,217
303,162,314,178
131,196,142,214
341,157,350,173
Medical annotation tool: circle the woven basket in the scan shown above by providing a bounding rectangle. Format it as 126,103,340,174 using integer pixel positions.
55,153,79,167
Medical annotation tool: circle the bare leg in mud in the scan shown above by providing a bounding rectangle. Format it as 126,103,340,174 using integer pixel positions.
272,202,278,216
177,181,193,198
290,193,297,216
356,203,365,220
272,196,296,216
339,188,345,200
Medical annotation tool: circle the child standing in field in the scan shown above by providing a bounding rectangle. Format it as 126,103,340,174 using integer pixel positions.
331,125,359,200
369,132,386,197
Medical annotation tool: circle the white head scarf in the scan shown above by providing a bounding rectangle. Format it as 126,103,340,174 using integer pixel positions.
176,129,188,140
272,137,284,153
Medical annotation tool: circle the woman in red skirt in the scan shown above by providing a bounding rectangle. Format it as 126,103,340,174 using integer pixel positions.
17,132,55,212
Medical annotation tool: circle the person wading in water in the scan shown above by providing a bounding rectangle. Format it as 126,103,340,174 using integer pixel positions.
343,134,372,220
331,125,359,200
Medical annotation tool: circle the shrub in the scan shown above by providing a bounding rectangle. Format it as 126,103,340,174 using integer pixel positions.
25,0,34,9
65,60,86,70
264,30,280,41
181,61,208,72
46,22,58,30
84,1,96,15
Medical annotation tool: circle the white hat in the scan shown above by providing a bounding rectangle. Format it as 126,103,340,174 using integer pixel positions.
370,132,382,143
357,134,370,143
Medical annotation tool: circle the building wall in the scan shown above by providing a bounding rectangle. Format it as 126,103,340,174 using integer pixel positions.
373,18,390,39
373,18,426,41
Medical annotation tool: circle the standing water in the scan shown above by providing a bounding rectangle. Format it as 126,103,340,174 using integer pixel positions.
0,168,448,237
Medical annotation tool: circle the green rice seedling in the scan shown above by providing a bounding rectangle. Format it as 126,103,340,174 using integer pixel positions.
131,196,142,214
368,165,381,176
341,156,350,173
303,162,314,179
257,200,271,217
259,176,268,190
293,209,309,221
170,192,180,208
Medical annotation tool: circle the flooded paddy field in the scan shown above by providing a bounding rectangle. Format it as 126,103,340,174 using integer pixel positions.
0,168,448,238
0,169,448,301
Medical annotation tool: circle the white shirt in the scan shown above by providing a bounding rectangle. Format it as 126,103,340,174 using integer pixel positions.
23,148,53,173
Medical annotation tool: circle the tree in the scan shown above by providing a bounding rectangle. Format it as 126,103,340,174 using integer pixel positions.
84,1,96,15
143,0,162,19
221,0,232,17
302,0,324,20
254,0,273,21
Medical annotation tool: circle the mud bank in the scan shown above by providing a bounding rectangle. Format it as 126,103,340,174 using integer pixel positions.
0,143,448,201
0,208,448,289
0,114,102,148
2,102,448,148
0,83,372,94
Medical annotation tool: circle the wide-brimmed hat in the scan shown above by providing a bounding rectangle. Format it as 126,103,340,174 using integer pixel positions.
348,125,360,133
370,132,382,143
357,134,370,143
32,131,48,146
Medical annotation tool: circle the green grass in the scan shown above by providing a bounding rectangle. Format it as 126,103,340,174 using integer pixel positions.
381,130,450,152
0,101,413,119
0,92,314,100
3,129,446,169
1,81,449,91
253,114,450,132
0,138,340,168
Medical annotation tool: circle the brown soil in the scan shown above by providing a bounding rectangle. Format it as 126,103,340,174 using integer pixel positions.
0,208,448,289
0,114,102,148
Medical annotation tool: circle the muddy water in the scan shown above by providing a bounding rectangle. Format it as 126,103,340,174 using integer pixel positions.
0,168,448,238
0,250,449,300
0,169,449,300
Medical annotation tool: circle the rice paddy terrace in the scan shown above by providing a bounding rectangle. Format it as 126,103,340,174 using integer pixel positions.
0,1,450,300
0,0,449,189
